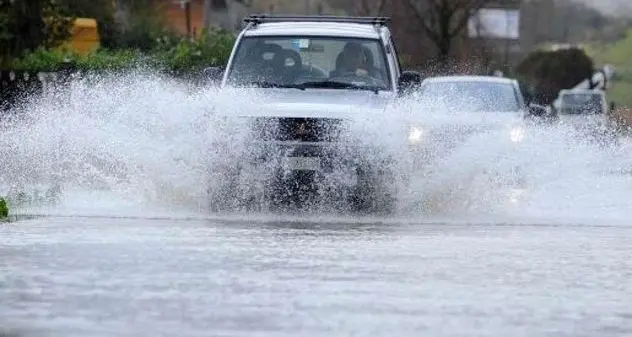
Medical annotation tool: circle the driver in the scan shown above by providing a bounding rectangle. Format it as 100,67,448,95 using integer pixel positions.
336,42,370,77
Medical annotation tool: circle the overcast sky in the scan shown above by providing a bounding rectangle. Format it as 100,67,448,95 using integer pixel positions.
570,0,632,16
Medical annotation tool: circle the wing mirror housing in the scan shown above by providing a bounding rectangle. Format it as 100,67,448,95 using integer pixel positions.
202,66,225,85
527,103,548,118
398,70,422,94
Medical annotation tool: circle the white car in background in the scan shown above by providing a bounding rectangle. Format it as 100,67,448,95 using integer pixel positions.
556,89,608,116
554,89,617,143
406,75,548,166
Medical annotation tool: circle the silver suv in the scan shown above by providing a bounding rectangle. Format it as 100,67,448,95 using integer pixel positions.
203,15,423,214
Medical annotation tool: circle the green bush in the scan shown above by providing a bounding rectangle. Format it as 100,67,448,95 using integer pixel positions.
0,197,8,220
74,49,145,71
152,28,235,74
10,47,71,72
515,48,594,106
7,28,236,74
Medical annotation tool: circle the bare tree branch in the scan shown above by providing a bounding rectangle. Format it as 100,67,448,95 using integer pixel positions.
409,0,440,44
409,0,493,59
376,0,386,16
449,0,489,37
355,0,386,16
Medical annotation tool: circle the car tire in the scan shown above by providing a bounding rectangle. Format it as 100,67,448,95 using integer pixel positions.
263,169,320,212
350,165,397,216
206,163,256,213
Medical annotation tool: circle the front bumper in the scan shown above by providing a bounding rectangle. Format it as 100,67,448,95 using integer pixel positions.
248,141,369,171
210,116,403,191
214,139,398,211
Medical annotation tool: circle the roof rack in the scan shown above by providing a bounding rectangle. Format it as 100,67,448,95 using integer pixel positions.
243,14,391,26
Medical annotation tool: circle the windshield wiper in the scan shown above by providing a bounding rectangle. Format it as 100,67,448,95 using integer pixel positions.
249,81,305,90
299,81,382,94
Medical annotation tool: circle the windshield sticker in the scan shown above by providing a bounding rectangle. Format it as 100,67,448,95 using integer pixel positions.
292,39,310,50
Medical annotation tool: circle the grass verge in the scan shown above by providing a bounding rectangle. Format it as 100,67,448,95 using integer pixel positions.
585,28,632,109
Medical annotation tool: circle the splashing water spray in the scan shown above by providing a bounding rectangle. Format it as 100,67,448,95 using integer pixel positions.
1,68,631,224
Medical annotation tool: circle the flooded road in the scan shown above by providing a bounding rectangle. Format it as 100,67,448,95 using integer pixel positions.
2,216,631,337
2,73,632,336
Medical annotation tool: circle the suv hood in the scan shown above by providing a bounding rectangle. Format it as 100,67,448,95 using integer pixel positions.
215,88,392,119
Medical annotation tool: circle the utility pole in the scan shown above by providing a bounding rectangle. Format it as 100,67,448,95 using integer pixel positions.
178,0,192,37
203,0,211,29
185,0,192,38
504,1,510,67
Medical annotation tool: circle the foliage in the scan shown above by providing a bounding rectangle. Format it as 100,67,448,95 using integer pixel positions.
7,28,236,73
515,48,594,106
0,0,74,67
152,28,236,74
74,49,146,71
585,28,632,108
0,197,8,219
114,0,180,51
9,47,71,72
408,0,494,60
2,0,181,66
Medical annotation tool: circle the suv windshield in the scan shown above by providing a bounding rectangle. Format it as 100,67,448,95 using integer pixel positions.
417,81,521,112
225,36,391,91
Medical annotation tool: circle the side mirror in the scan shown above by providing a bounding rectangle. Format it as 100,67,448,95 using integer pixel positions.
398,70,422,94
202,66,224,84
527,103,548,118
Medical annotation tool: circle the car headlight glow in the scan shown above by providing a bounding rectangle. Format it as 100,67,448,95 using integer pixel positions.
510,126,525,142
408,126,424,144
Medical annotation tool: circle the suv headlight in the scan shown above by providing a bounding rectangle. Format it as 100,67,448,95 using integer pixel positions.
510,126,525,142
408,126,424,144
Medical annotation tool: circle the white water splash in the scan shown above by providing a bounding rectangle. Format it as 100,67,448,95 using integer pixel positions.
1,71,631,224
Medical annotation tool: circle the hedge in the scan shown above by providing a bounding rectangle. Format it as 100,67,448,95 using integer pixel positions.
0,198,8,221
515,48,594,106
6,28,236,74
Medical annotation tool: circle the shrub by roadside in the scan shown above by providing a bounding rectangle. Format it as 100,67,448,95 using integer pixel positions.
6,28,235,75
515,48,594,106
0,197,8,221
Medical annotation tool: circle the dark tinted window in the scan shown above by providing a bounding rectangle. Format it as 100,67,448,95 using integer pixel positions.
226,36,391,90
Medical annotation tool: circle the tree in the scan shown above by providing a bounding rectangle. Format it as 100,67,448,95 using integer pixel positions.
111,0,178,51
515,48,594,106
204,0,253,31
355,0,386,16
408,0,492,61
0,0,73,67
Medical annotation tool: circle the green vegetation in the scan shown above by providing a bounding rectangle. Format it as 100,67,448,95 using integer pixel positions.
0,197,8,221
7,28,235,74
2,0,236,74
0,0,75,68
585,28,632,108
515,48,594,106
